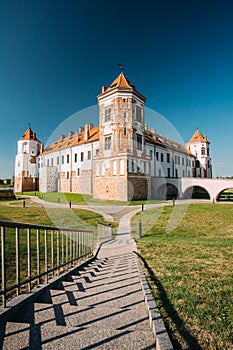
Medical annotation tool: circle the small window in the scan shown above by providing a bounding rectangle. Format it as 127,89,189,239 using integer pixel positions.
123,127,127,136
178,157,180,165
136,106,142,122
156,152,159,161
88,150,91,160
105,136,112,150
57,157,59,165
62,156,64,164
167,153,170,163
201,147,205,155
182,157,184,166
96,149,99,155
74,153,77,162
161,153,164,162
47,159,49,167
51,158,53,166
81,152,84,161
207,148,209,156
66,171,69,179
167,168,171,178
105,108,112,122
76,168,80,177
136,134,142,150
123,112,128,122
67,154,69,163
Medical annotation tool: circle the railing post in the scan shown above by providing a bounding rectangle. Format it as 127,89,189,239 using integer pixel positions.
57,230,60,274
37,229,40,285
27,228,32,293
44,229,48,283
16,227,20,296
51,230,54,276
1,226,6,308
61,230,64,266
139,219,142,238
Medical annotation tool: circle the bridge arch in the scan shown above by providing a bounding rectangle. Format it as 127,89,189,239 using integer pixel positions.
157,183,179,200
184,186,210,200
216,188,233,201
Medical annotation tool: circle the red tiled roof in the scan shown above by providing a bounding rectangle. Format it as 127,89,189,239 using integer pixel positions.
42,126,99,155
20,128,40,142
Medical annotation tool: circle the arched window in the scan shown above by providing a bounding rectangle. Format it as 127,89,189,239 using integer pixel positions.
201,147,205,155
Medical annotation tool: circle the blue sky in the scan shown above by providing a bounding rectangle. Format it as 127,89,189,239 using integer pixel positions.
1,0,233,178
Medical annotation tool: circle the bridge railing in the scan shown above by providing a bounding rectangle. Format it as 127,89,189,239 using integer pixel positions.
0,220,94,308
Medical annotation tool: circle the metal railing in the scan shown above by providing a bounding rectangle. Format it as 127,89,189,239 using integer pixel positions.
98,222,115,242
0,220,94,308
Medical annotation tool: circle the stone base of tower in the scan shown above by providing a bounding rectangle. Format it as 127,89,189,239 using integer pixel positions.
14,177,39,193
93,175,151,201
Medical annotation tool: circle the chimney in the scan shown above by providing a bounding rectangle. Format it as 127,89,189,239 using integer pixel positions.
60,135,65,140
84,124,89,141
150,128,156,136
33,132,36,140
79,127,84,134
40,142,44,154
102,86,107,93
69,131,74,137
144,124,148,131
89,123,94,130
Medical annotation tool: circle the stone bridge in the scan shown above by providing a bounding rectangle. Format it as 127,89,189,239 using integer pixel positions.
151,177,233,201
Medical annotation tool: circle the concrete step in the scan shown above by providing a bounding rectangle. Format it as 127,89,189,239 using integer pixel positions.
2,321,155,349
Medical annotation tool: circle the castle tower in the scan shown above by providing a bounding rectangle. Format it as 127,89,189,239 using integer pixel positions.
93,72,151,201
187,129,212,178
14,127,42,192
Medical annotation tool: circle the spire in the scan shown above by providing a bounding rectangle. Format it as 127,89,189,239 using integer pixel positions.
20,127,40,142
187,129,207,144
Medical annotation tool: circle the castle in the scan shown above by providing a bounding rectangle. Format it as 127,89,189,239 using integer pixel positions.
14,72,212,201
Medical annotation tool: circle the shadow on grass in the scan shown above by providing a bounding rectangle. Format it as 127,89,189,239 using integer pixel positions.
135,252,202,350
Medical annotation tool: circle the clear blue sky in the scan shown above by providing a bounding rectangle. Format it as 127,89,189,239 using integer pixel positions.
1,0,233,178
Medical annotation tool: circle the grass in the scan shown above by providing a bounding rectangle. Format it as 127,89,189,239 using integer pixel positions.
131,204,233,350
16,191,163,206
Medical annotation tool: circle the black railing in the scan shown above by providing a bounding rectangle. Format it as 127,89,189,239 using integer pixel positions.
0,220,94,308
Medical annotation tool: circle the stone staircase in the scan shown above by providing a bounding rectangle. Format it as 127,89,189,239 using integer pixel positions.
0,238,156,349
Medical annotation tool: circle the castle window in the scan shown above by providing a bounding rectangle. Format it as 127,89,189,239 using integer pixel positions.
66,171,69,179
183,170,185,177
88,150,91,160
67,154,69,163
207,148,209,156
124,112,128,122
113,160,117,175
161,153,164,162
57,157,59,165
167,168,171,178
81,152,84,161
47,159,49,167
105,108,112,122
207,160,210,168
136,134,142,150
96,149,99,155
167,153,170,163
96,162,99,176
175,169,178,178
182,157,184,166
120,159,124,175
136,106,142,122
62,156,64,164
105,136,112,150
201,147,205,155
51,158,53,166
76,168,80,177
128,159,132,173
159,169,162,177
156,152,159,161
74,153,77,162
178,157,180,165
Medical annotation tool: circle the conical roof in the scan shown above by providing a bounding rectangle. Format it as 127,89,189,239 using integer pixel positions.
187,129,207,143
20,127,40,142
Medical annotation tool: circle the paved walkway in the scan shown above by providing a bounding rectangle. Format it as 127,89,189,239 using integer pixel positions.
0,209,156,349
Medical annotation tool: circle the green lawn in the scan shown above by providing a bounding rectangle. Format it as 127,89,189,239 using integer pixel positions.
17,191,163,206
131,204,233,350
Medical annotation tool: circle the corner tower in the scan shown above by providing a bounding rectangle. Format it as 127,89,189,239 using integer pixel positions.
93,72,151,201
187,129,212,178
14,127,42,192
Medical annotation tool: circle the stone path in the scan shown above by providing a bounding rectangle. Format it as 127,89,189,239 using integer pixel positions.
0,210,156,349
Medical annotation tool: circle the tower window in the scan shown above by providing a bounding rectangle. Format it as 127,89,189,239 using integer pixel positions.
207,148,209,156
88,150,91,160
81,152,84,161
167,153,170,163
57,157,59,165
74,153,77,162
105,136,112,150
76,168,80,177
201,147,205,155
136,134,142,150
62,156,64,164
105,108,112,122
67,154,69,163
161,153,164,162
136,106,142,122
123,112,128,122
